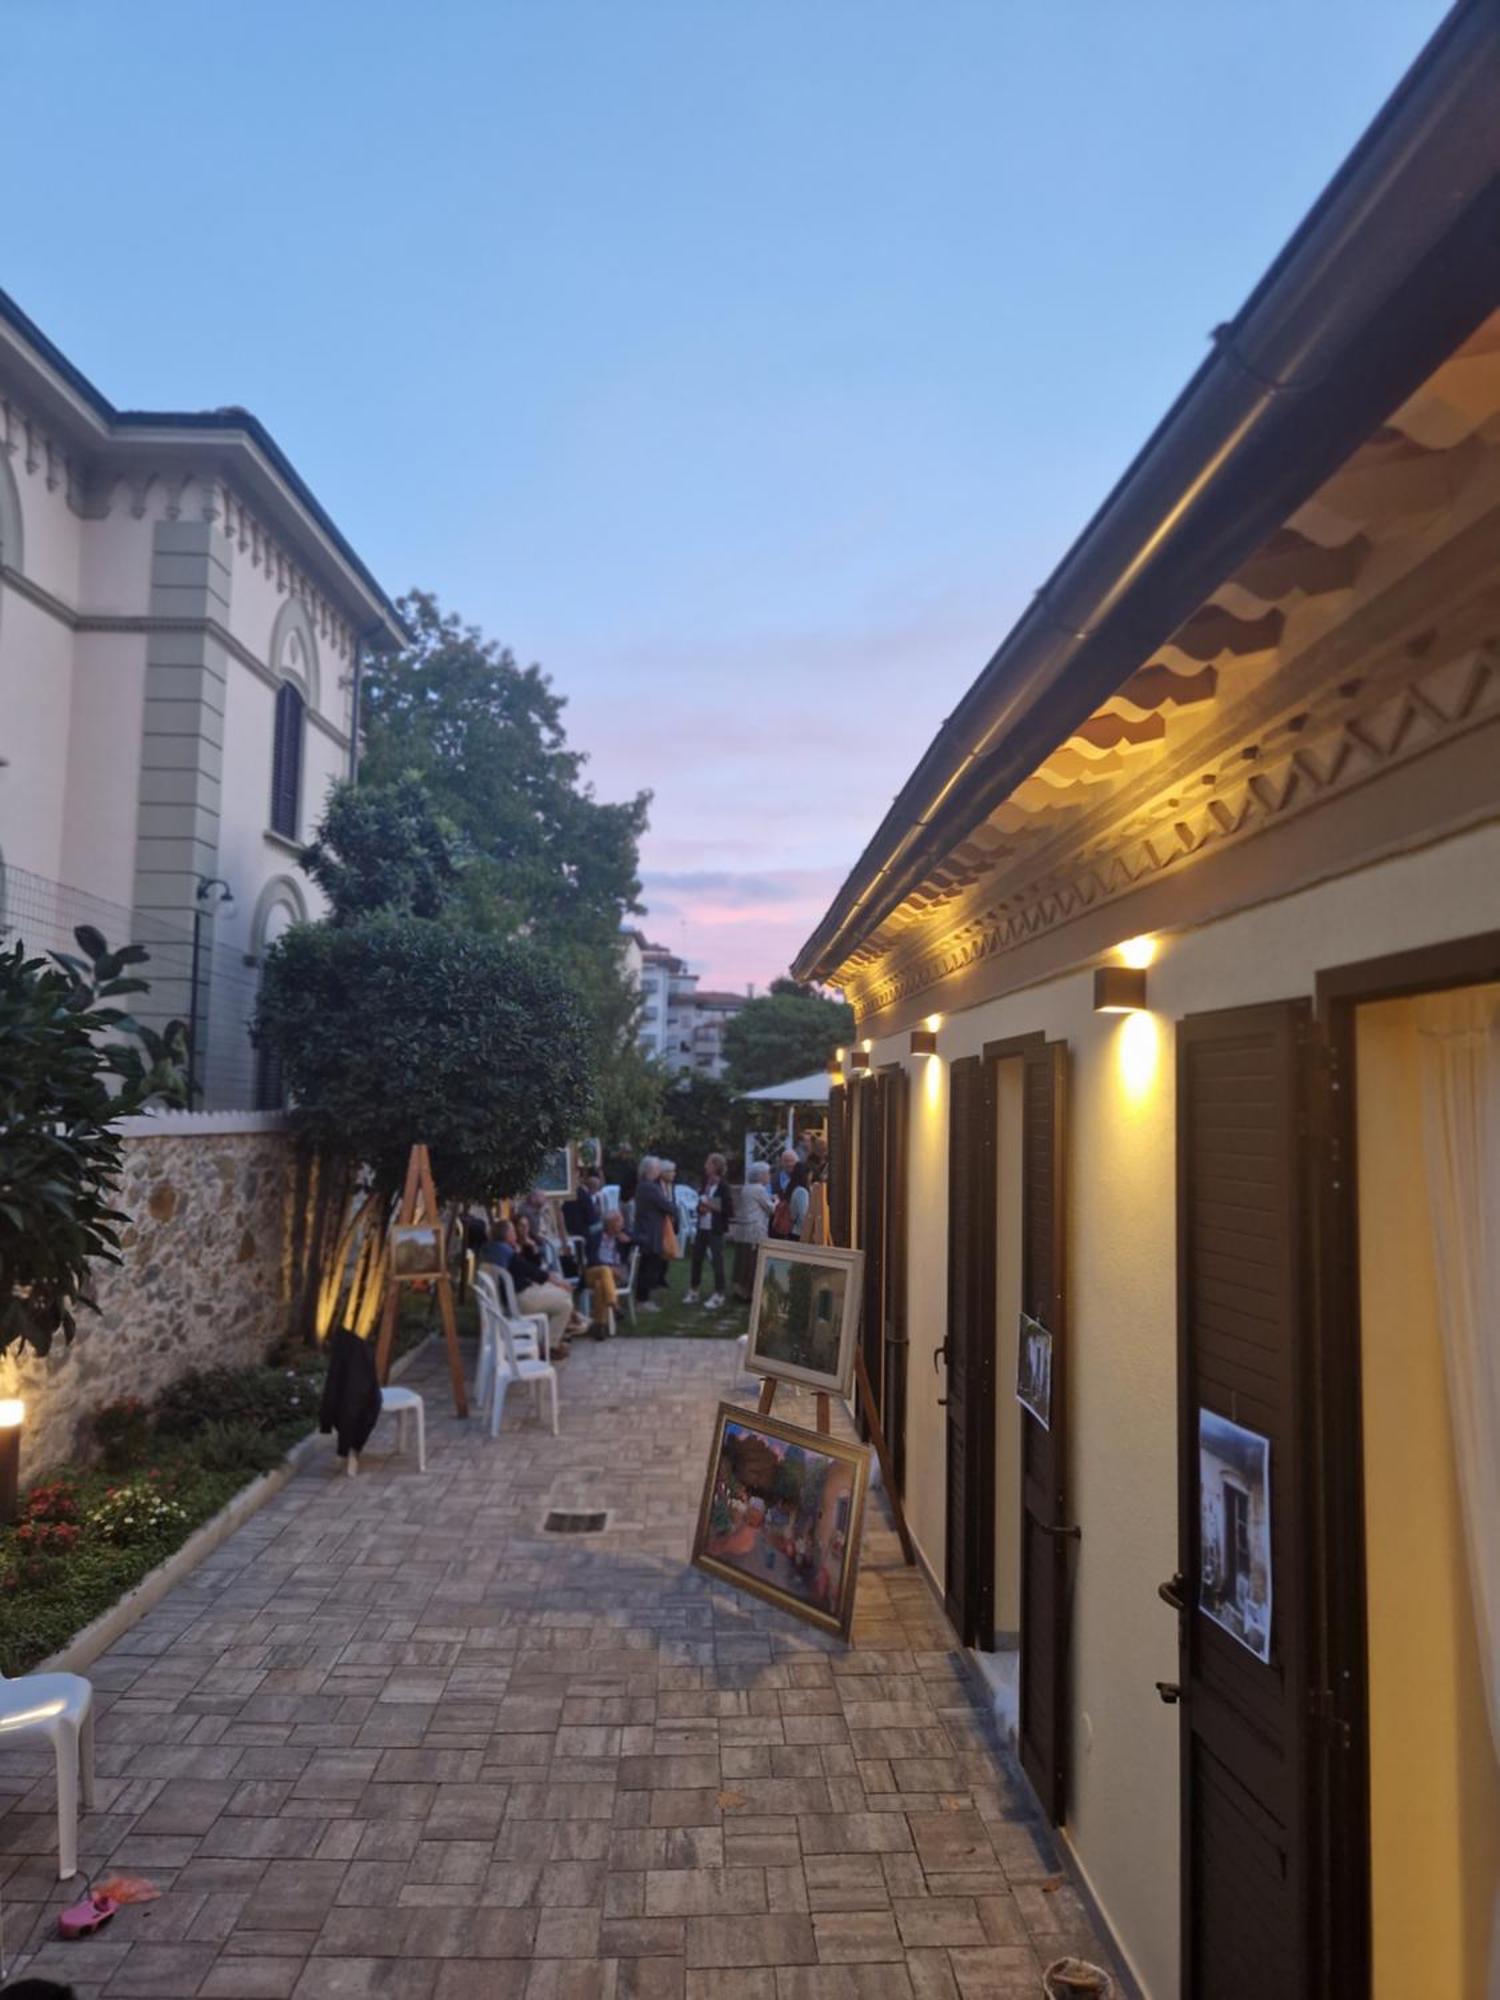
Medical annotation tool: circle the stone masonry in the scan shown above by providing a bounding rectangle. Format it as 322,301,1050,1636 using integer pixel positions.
0,1334,1118,1998
0,1124,293,1477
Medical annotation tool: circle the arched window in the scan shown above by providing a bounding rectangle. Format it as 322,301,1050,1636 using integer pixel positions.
269,678,304,838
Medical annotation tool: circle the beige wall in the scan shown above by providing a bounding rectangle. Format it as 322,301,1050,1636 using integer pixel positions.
1357,994,1500,1998
863,814,1500,2000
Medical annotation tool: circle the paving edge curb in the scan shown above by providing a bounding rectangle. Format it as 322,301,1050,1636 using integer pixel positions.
33,1335,438,1676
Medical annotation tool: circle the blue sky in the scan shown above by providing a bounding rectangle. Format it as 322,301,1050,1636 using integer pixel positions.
5,0,1447,987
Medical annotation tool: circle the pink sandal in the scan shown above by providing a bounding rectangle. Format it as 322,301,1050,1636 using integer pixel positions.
58,1889,119,1938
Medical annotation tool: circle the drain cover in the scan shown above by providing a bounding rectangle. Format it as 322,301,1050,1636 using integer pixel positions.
543,1510,608,1534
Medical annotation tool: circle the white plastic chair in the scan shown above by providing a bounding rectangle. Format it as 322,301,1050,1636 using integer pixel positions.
474,1270,543,1413
492,1266,552,1359
346,1385,426,1475
490,1309,559,1438
0,1669,95,1879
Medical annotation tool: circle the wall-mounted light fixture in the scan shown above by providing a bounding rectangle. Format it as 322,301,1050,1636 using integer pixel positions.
0,1398,23,1525
1094,964,1148,1014
848,1049,871,1074
909,1028,938,1057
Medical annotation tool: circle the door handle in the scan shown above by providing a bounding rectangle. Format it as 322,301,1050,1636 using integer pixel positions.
1156,1682,1182,1705
1158,1573,1187,1613
932,1341,949,1374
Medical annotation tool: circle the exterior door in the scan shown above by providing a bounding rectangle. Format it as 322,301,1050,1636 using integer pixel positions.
827,1081,852,1247
944,1055,996,1645
857,1071,889,1434
882,1064,910,1494
1175,1001,1315,1999
1016,1038,1071,1823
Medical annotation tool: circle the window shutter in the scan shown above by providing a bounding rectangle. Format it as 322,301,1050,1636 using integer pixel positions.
270,682,304,838
827,1082,852,1246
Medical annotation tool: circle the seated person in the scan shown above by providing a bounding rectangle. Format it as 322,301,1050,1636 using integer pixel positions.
585,1212,636,1333
480,1218,579,1356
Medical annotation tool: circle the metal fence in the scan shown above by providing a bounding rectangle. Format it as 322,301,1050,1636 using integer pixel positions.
1,861,268,1112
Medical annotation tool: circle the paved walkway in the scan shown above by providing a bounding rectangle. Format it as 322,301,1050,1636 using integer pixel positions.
0,1336,1113,1998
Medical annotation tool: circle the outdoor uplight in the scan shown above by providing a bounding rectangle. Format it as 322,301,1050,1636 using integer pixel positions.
848,1049,871,1074
1094,964,1149,1013
0,1397,23,1526
909,1028,938,1057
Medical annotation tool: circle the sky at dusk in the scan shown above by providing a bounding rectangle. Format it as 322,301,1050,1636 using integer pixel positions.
4,0,1447,989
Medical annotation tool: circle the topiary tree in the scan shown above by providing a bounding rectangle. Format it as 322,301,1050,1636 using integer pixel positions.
0,928,188,1358
254,912,593,1203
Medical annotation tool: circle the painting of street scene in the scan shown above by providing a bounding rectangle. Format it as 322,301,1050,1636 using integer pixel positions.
692,1404,869,1638
747,1243,863,1395
1198,1409,1273,1663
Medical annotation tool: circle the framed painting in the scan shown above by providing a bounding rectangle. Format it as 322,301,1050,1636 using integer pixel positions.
389,1221,445,1281
1016,1311,1053,1429
1198,1409,1273,1662
692,1402,870,1640
534,1144,574,1197
746,1242,864,1397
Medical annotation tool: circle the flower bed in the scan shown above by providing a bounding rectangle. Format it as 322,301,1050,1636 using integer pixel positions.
0,1299,440,1675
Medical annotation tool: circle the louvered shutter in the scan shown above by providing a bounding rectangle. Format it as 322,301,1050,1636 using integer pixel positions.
944,1055,995,1645
270,681,305,838
1176,1001,1314,1999
827,1082,852,1247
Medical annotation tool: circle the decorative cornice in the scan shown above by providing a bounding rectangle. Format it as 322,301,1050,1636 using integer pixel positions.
849,623,1500,1021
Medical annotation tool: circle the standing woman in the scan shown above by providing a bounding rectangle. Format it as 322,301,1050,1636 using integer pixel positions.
685,1152,732,1309
632,1157,675,1314
730,1160,775,1303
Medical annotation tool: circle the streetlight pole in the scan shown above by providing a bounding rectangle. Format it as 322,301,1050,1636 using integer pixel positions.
187,875,234,1106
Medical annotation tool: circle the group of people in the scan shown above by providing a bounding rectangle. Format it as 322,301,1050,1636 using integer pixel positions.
467,1133,829,1346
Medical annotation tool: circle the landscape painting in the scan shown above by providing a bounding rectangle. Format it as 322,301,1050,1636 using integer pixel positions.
692,1404,869,1639
389,1221,445,1281
1198,1409,1273,1663
746,1242,863,1396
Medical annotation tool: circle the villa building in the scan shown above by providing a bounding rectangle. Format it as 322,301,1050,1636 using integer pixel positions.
0,289,403,1107
798,8,1500,1996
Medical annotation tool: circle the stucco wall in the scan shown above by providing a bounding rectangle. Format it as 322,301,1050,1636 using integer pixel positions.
864,814,1500,2000
0,1121,294,1480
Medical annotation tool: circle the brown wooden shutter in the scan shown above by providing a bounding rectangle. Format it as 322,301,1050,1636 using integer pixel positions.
945,1054,996,1646
270,681,304,839
1176,1001,1314,1999
857,1071,889,1434
883,1064,910,1495
1017,1039,1070,1820
827,1082,852,1247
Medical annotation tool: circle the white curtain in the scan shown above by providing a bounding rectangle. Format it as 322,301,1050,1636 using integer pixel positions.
1416,988,1500,1990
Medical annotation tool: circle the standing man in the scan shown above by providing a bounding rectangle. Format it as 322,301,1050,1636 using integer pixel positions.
685,1153,732,1310
631,1157,675,1313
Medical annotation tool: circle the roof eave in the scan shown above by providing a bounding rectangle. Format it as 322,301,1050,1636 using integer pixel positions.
793,0,1500,985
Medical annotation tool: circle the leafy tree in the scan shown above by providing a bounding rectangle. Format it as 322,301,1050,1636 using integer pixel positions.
254,912,592,1202
651,1071,741,1179
298,775,460,924
722,987,855,1092
0,928,188,1359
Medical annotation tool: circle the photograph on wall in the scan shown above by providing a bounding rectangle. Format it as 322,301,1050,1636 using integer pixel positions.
534,1144,574,1197
389,1221,445,1281
1198,1409,1273,1662
746,1242,864,1397
692,1403,869,1639
1016,1312,1053,1429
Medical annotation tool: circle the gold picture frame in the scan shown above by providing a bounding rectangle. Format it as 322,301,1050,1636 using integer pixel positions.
692,1401,870,1640
388,1220,446,1282
746,1241,864,1398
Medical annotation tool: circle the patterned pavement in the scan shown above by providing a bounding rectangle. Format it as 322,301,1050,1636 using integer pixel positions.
0,1335,1113,1997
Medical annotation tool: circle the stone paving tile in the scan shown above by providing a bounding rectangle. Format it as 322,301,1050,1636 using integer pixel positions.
0,1337,1116,1995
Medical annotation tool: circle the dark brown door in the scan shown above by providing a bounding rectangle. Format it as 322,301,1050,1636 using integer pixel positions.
944,1055,996,1646
857,1071,889,1432
827,1081,852,1247
1176,1001,1315,2000
1017,1039,1070,1821
882,1064,910,1494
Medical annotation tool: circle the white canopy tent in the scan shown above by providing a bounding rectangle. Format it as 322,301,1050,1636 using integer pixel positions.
735,1071,831,1164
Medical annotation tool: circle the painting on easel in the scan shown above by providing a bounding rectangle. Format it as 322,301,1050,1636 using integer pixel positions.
692,1402,868,1639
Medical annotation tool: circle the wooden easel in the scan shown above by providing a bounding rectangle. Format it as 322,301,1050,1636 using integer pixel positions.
753,1349,915,1566
375,1143,469,1418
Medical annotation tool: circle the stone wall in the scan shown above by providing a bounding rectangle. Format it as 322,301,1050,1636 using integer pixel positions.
0,1113,295,1479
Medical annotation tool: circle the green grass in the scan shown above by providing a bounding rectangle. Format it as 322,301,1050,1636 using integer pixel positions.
620,1261,747,1341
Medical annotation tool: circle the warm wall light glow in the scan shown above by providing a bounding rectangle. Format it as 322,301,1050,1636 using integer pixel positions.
835,1047,846,1063
925,1014,942,1032
923,1047,944,1110
862,1038,873,1053
1117,1010,1161,1101
1119,935,1156,970
0,1400,23,1429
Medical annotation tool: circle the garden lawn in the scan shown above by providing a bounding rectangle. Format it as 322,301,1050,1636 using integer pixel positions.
619,1256,746,1341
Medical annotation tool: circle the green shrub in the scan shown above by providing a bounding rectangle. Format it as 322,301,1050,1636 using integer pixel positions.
85,1479,192,1547
92,1397,153,1473
193,1419,287,1478
154,1363,317,1439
